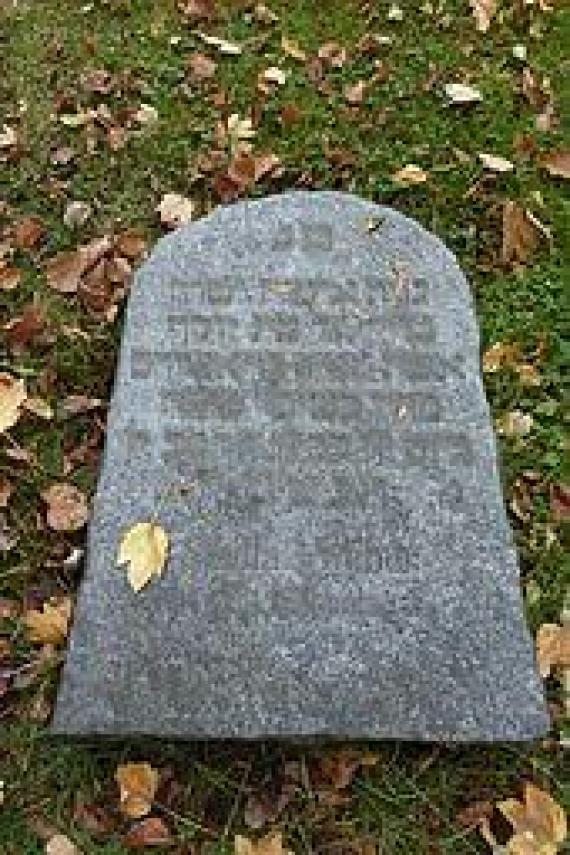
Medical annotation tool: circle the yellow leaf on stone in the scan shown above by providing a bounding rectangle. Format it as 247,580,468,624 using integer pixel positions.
0,373,27,433
115,762,159,819
118,522,169,592
498,783,567,855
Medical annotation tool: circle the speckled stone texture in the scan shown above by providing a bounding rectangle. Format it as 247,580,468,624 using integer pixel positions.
52,192,548,741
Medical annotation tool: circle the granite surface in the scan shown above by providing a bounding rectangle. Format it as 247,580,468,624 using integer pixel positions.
52,191,548,741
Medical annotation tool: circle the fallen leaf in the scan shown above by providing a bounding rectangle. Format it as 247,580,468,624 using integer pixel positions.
197,32,242,55
478,152,514,172
60,395,103,417
187,51,218,81
280,103,303,127
226,113,256,146
502,201,548,268
344,80,367,106
540,150,570,180
115,229,147,260
550,484,570,521
255,3,279,24
392,164,428,186
496,410,533,437
156,193,194,228
24,597,72,646
63,201,92,229
24,396,54,420
12,215,44,249
115,763,159,819
262,66,287,86
42,484,89,532
0,373,27,432
178,0,216,20
118,522,169,592
498,783,567,854
45,251,89,294
123,817,172,849
318,42,347,68
0,264,22,291
135,104,159,126
235,832,293,855
281,36,306,62
312,751,379,804
0,124,18,148
470,0,496,32
536,624,570,678
444,83,482,105
73,802,116,838
45,834,81,855
387,3,404,21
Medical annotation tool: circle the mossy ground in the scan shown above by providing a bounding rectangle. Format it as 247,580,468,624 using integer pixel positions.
1,1,569,852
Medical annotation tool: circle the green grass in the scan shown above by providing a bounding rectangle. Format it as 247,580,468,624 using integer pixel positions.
1,0,569,852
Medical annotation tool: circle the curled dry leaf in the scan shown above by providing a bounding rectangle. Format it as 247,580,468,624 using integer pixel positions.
478,152,514,173
502,201,548,268
115,762,159,819
0,373,27,432
118,522,169,592
178,0,216,20
45,834,82,855
536,623,570,678
470,0,496,33
498,783,567,855
156,193,194,228
235,832,294,855
42,484,89,532
115,229,147,260
0,477,12,508
540,149,570,180
392,164,428,186
444,83,482,105
122,816,172,849
24,597,72,646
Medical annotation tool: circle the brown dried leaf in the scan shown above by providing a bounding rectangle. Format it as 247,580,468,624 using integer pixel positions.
541,149,570,180
498,783,567,853
0,264,22,291
550,484,570,521
60,395,103,417
122,817,172,849
115,229,147,260
24,396,54,420
536,624,570,678
0,372,27,432
45,251,88,294
6,304,46,350
73,802,116,839
42,483,89,532
115,763,159,819
392,164,428,186
23,597,72,646
502,201,545,268
13,216,44,250
470,0,496,32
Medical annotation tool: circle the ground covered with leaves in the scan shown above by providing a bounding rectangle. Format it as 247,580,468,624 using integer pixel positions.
1,0,569,852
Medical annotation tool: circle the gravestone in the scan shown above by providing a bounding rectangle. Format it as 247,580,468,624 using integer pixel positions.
52,191,548,741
